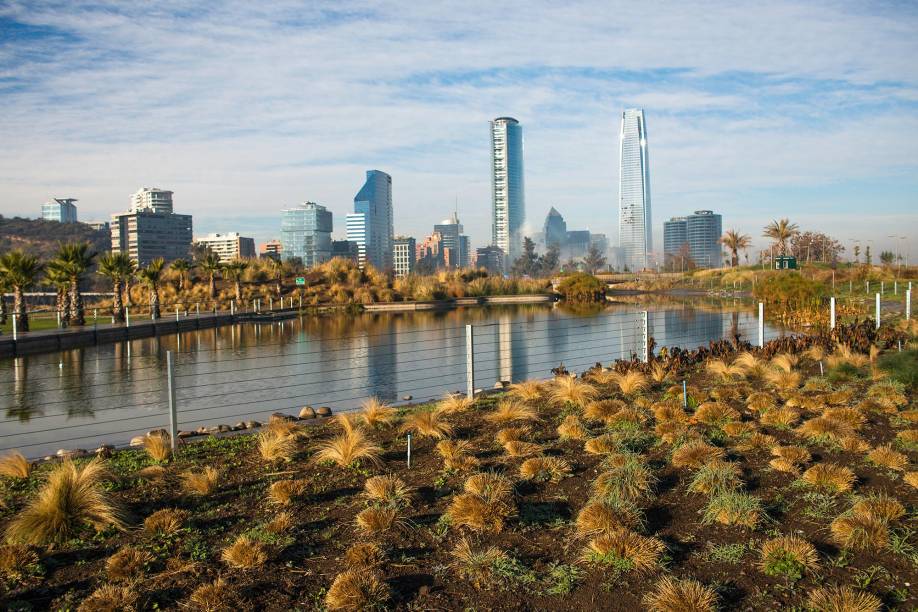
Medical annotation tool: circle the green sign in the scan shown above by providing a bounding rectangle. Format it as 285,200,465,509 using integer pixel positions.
295,277,306,286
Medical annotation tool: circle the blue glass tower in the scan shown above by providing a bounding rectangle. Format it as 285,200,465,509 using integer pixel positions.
348,170,393,270
280,202,332,266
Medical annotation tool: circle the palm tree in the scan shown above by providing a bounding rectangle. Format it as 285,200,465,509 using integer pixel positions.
44,260,72,327
0,275,8,325
97,252,134,323
170,259,192,293
198,252,222,299
222,259,249,301
763,218,799,257
0,250,44,332
137,258,166,320
719,230,752,267
266,257,284,296
56,242,97,326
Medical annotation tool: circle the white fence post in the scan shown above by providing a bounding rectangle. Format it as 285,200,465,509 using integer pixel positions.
166,350,178,451
230,300,235,316
641,311,649,363
830,297,836,330
465,324,475,399
875,292,881,330
758,302,765,348
12,313,17,341
175,306,179,321
125,306,130,327
907,289,912,320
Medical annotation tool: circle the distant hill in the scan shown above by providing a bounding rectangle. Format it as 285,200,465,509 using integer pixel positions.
0,215,111,258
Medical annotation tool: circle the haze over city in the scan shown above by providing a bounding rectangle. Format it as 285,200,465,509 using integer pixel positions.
2,1,917,255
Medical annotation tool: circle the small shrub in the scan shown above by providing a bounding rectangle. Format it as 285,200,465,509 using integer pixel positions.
584,528,665,573
643,576,717,612
78,584,138,612
221,534,268,568
801,463,856,494
325,569,391,611
702,491,763,528
106,546,153,582
181,466,220,496
807,585,881,612
759,535,818,580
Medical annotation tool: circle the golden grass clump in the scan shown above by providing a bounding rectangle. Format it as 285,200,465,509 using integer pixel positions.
759,535,818,575
607,407,648,427
771,445,811,465
355,506,401,535
106,546,153,582
593,455,656,502
549,374,598,406
435,439,480,471
325,569,391,611
610,370,650,396
0,544,39,581
852,494,905,523
503,440,543,458
360,397,397,428
484,400,538,424
584,433,620,455
400,410,454,440
746,391,776,412
760,407,801,428
687,461,743,495
448,472,515,533
363,475,412,507
771,353,799,373
0,451,31,479
344,541,386,570
508,380,545,403
450,537,507,588
897,429,918,448
765,369,802,391
181,466,220,496
495,426,529,444
796,416,854,443
221,535,268,568
266,511,293,534
187,578,233,612
867,380,908,410
655,420,692,444
143,508,188,536
6,458,125,545
643,576,718,612
653,402,688,423
839,436,871,453
702,491,764,528
142,432,173,462
671,440,725,470
823,407,866,429
735,352,767,377
584,399,627,423
556,415,590,441
722,421,756,438
269,479,307,506
314,427,383,466
519,456,571,483
584,528,665,571
905,472,918,488
827,387,856,406
257,428,299,462
733,431,777,453
830,511,890,550
650,362,670,383
801,463,856,494
78,584,139,612
706,358,746,381
575,500,642,535
691,402,740,426
436,393,475,415
866,445,908,471
807,586,881,612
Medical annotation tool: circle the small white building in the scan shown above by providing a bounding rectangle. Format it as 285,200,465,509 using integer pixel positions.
193,232,256,262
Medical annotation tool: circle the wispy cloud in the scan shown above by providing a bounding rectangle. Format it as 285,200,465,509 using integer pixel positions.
0,0,917,254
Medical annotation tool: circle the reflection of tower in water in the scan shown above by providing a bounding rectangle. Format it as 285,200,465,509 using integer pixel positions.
499,314,512,384
655,308,725,350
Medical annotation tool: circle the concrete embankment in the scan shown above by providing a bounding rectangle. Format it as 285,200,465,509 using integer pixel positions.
363,294,556,312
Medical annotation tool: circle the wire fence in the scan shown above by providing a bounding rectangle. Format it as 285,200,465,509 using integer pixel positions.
0,293,912,458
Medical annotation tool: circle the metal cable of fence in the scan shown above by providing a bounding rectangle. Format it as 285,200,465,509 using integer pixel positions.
0,423,170,453
471,335,644,369
0,408,169,442
0,397,168,426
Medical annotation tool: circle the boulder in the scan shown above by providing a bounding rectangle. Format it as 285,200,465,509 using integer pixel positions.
270,412,296,424
402,395,413,401
95,444,114,458
196,426,209,435
177,430,195,438
245,420,261,429
147,428,169,438
299,406,317,419
316,406,332,417
56,448,87,459
218,424,232,433
233,422,246,431
129,436,146,447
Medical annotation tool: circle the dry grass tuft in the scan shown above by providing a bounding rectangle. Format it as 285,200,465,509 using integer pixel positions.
6,458,125,545
801,463,856,494
450,537,507,588
796,416,855,444
905,472,918,488
807,586,881,612
344,542,386,570
143,508,188,536
584,433,620,455
435,439,480,471
557,415,590,441
106,546,153,581
759,535,818,575
549,374,598,406
584,528,665,571
313,427,383,467
142,432,173,462
735,352,767,377
0,544,39,580
593,454,656,502
702,491,764,528
830,512,888,550
867,445,908,471
760,407,801,428
269,479,308,506
585,399,627,423
654,402,688,423
688,461,743,495
187,578,233,611
643,576,718,612
692,402,740,426
436,393,475,415
671,440,725,470
78,583,138,612
610,370,650,396
360,397,397,428
852,494,905,523
722,421,756,438
650,362,670,383
518,456,571,483
771,353,799,373
575,500,642,536
0,451,31,479
266,511,294,534
363,475,412,507
181,466,220,496
503,440,543,458
706,358,747,381
257,428,299,462
222,535,267,568
746,390,776,412
448,472,516,533
484,400,537,425
823,408,866,429
355,506,401,535
495,426,529,444
401,410,454,440
508,380,545,403
765,369,802,391
325,569,391,611
771,445,811,465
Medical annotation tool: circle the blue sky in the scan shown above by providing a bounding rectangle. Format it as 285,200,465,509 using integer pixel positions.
1,0,917,259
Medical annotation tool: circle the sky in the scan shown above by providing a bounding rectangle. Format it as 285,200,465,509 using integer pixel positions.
1,1,917,261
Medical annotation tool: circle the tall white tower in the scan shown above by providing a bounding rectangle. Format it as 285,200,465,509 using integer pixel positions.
618,109,652,271
490,117,525,268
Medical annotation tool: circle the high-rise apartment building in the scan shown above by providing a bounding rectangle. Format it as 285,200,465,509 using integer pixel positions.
111,188,192,265
393,237,416,278
662,210,723,269
280,202,333,267
259,240,283,259
475,246,505,274
347,170,393,270
194,232,256,262
42,198,78,223
490,117,525,268
618,109,652,271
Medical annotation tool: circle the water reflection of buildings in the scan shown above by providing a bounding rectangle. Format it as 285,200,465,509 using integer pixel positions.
652,307,726,351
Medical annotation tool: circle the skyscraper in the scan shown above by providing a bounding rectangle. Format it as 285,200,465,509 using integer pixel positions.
392,237,416,278
42,198,78,223
111,187,192,265
490,117,525,268
662,210,723,269
280,202,333,267
348,170,393,270
543,207,567,249
434,212,470,269
618,109,652,271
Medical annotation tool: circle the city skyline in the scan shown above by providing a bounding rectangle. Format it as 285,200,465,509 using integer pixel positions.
0,2,916,257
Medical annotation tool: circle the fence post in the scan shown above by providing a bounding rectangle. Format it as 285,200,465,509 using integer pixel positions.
758,302,765,348
196,303,200,317
12,313,17,341
269,297,273,311
299,295,302,310
830,296,836,330
230,300,235,316
907,289,912,320
881,281,885,295
406,433,412,468
166,350,178,451
56,309,61,328
641,311,649,363
94,308,98,329
465,324,475,399
875,292,881,330
175,306,179,321
125,307,130,327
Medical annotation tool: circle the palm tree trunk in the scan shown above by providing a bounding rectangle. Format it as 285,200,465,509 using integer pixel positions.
111,279,125,323
150,285,160,320
124,278,134,307
69,279,85,326
276,279,282,296
235,281,242,301
57,288,70,327
0,292,6,325
731,248,738,267
13,287,28,332
209,274,216,299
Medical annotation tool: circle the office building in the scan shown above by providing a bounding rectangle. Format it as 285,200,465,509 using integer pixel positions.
194,232,256,262
111,188,192,265
280,202,333,267
86,220,110,232
331,240,359,263
618,108,652,271
348,170,393,270
476,246,505,274
259,240,283,259
662,210,723,269
393,237,416,278
434,212,470,269
543,207,567,249
42,198,78,223
490,117,525,267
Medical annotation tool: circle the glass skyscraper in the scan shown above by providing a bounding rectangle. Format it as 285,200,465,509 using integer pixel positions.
618,109,652,271
280,202,332,267
42,198,78,223
490,117,525,268
348,170,393,270
662,210,723,269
